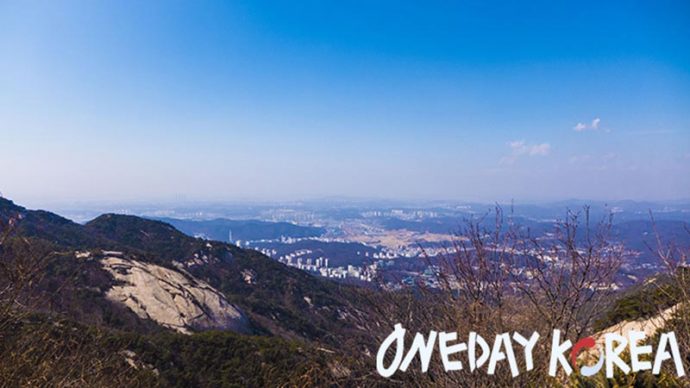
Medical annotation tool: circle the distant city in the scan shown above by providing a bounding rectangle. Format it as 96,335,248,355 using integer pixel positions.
48,199,690,289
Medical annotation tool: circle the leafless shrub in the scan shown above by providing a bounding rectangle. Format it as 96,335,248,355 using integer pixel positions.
373,205,624,386
647,214,690,382
0,218,151,387
516,206,623,339
0,217,55,333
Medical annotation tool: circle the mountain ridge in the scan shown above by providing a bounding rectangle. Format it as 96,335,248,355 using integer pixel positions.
0,198,384,346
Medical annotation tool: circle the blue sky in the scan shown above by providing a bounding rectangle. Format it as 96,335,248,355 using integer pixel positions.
1,0,689,204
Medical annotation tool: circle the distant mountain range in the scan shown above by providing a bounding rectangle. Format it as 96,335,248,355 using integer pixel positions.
154,217,325,242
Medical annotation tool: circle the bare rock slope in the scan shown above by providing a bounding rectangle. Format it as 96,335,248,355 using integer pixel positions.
101,256,249,334
593,304,679,344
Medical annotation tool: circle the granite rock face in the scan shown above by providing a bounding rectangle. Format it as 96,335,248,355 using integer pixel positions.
101,256,249,334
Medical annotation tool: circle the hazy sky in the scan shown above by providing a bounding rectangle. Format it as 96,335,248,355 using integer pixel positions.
1,1,689,205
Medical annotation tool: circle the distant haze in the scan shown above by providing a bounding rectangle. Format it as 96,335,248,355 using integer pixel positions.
1,1,689,204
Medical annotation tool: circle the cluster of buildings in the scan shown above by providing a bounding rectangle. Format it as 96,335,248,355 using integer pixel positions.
253,247,278,257
360,209,440,220
238,235,385,282
399,265,442,288
274,254,377,282
279,253,329,271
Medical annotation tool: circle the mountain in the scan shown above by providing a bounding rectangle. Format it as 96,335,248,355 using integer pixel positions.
612,219,690,254
0,197,103,247
0,198,391,386
83,213,379,343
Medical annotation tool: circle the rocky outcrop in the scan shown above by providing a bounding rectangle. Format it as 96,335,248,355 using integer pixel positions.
101,256,249,334
593,304,679,344
582,304,680,360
